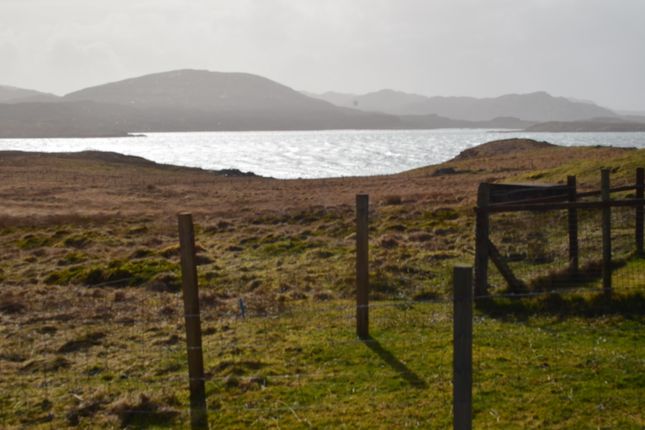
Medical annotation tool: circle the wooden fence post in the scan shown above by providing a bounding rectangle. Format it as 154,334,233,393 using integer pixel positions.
178,213,209,430
601,170,612,295
567,176,579,275
636,168,644,256
474,184,490,296
356,194,369,339
453,265,473,430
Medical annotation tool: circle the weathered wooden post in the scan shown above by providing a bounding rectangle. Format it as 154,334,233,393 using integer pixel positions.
636,167,644,256
178,213,209,429
601,170,612,295
453,265,473,430
474,184,490,296
356,194,369,339
567,175,579,275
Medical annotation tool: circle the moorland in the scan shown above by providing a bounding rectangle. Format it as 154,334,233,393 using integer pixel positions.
0,138,643,428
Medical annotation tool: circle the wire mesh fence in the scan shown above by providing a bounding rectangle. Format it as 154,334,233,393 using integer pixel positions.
488,205,644,293
483,170,645,296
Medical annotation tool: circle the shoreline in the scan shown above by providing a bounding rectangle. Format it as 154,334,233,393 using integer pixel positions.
2,130,644,180
0,139,640,224
2,125,645,141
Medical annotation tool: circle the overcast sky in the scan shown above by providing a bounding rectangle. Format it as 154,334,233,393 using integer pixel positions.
1,0,643,110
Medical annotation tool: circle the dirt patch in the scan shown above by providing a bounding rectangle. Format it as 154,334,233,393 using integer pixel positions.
0,298,26,314
108,394,179,428
57,332,106,353
20,356,71,373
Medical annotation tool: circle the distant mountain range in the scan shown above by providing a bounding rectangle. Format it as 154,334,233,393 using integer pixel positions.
305,89,618,122
1,70,643,138
0,70,406,137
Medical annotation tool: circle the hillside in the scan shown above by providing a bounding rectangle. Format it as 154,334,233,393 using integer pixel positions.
65,70,340,112
62,69,403,131
0,70,408,137
0,101,133,138
310,89,618,122
0,85,60,103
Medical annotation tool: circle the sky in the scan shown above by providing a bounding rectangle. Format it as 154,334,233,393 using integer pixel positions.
1,0,644,111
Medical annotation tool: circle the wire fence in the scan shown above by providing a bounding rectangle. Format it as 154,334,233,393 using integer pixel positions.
1,272,643,428
488,203,643,293
1,174,644,429
480,169,645,297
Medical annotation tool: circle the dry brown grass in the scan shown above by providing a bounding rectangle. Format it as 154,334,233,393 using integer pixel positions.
1,142,633,226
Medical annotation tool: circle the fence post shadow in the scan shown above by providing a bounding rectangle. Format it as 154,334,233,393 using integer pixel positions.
361,336,428,388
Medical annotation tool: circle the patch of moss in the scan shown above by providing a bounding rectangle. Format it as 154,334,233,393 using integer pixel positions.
431,207,460,221
46,258,178,287
16,233,54,250
44,266,86,285
57,251,87,266
84,258,178,286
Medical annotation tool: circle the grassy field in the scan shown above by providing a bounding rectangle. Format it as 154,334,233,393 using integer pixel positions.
1,290,642,429
0,139,644,428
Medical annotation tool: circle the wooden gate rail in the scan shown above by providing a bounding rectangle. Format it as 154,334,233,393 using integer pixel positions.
482,198,645,214
492,184,638,207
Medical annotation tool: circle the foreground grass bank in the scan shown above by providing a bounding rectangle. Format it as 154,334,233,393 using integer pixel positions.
1,292,642,428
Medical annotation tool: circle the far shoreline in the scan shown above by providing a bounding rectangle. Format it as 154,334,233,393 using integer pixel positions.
3,125,645,141
2,129,644,180
2,137,641,183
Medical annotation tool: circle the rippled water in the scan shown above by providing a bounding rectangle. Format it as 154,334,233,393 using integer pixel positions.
1,129,644,179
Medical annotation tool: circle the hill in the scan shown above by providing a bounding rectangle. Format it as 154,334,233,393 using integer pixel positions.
450,138,556,161
310,89,618,122
66,70,341,112
62,69,403,132
0,101,137,138
0,70,408,137
0,85,60,103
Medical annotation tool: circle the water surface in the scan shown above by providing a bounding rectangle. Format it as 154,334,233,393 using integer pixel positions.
1,129,643,178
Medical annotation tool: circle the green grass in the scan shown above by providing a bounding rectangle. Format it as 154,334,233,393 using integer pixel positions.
2,295,641,428
44,257,178,287
513,148,645,187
